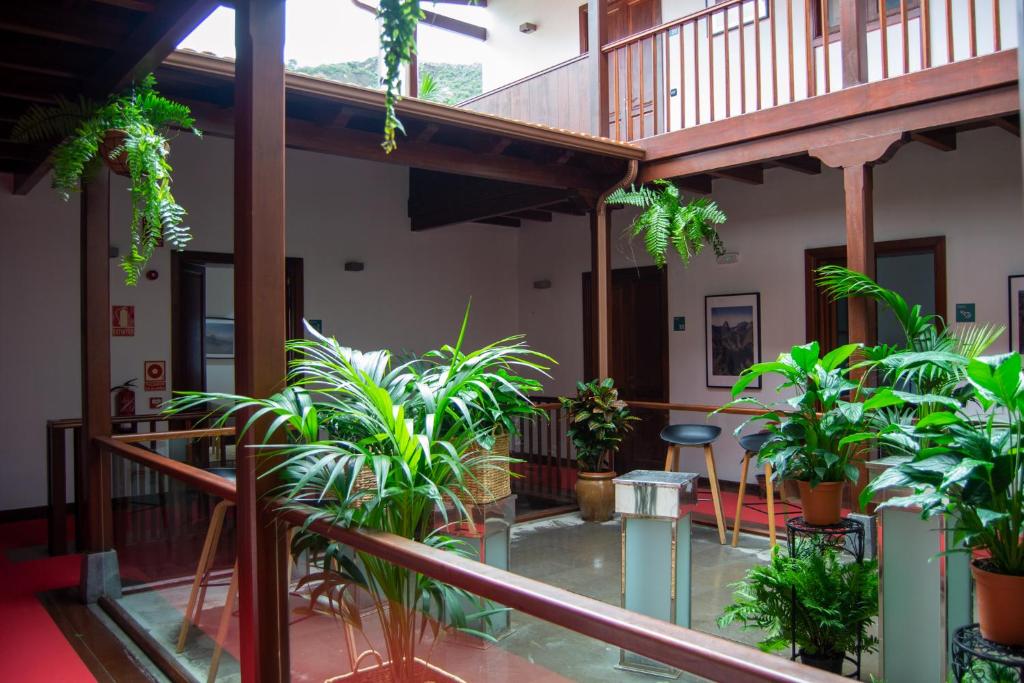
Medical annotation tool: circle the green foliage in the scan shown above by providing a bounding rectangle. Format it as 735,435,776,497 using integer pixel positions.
559,378,638,472
287,59,482,105
718,545,879,660
13,75,199,285
166,311,550,674
719,341,889,486
606,179,727,268
378,0,423,153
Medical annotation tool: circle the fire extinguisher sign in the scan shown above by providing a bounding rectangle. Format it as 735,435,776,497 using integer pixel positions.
144,360,166,391
112,305,135,337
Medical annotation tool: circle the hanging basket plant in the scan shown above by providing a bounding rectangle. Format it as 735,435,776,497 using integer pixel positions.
13,74,201,285
606,179,727,268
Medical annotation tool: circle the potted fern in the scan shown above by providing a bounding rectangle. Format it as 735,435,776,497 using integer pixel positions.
606,179,727,268
13,74,200,285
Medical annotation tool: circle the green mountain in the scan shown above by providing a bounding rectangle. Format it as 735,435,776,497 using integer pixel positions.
287,58,483,105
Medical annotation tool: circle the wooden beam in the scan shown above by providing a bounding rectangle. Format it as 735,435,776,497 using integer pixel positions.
233,0,289,680
711,165,764,185
545,199,589,215
772,155,821,174
0,7,127,49
676,174,713,194
89,0,158,10
421,8,487,40
509,209,553,222
843,164,877,348
989,114,1021,136
840,0,868,87
588,0,609,137
591,206,612,378
910,128,957,151
80,170,113,553
474,216,521,227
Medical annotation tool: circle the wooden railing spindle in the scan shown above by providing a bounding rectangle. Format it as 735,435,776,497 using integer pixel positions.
626,44,635,139
900,0,910,73
663,32,670,133
880,0,890,77
679,23,687,129
805,0,816,97
921,0,931,68
787,0,795,101
754,0,763,110
820,0,831,92
694,20,702,124
739,0,748,113
944,0,954,62
613,49,621,140
992,0,1001,51
639,39,646,138
724,8,732,117
707,17,716,119
967,0,978,57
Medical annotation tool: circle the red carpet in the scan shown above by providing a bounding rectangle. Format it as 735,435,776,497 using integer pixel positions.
0,518,93,682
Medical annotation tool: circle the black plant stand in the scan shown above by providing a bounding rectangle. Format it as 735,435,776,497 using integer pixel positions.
951,624,1024,682
785,516,866,679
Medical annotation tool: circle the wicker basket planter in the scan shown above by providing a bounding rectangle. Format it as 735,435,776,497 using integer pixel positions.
460,430,512,505
325,656,466,683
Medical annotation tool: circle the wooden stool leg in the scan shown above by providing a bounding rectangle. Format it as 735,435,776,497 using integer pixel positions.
193,501,232,628
207,560,239,683
764,464,777,547
732,452,751,547
177,499,230,653
704,444,727,544
663,445,675,472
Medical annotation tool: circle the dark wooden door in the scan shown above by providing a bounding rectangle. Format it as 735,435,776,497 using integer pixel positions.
583,265,669,473
172,258,206,392
579,0,662,49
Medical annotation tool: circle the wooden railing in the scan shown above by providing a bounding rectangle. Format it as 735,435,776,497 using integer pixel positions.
459,55,592,133
46,411,229,555
96,432,843,683
602,0,1015,140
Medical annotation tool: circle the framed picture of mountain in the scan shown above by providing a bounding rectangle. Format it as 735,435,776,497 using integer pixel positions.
705,293,761,389
1009,275,1024,353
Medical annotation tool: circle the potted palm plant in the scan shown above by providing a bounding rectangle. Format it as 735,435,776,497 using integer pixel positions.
720,341,885,525
168,315,549,680
13,74,200,285
718,544,879,673
559,378,638,522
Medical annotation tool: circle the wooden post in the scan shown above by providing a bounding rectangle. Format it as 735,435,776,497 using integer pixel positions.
234,1,290,680
843,163,877,346
80,170,113,552
591,206,612,379
840,0,868,87
588,0,610,137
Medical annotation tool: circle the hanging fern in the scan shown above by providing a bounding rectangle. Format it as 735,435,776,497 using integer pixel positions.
14,75,200,285
606,179,727,268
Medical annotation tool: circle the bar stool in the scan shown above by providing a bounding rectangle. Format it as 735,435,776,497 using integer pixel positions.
661,424,727,544
176,467,238,683
731,432,798,547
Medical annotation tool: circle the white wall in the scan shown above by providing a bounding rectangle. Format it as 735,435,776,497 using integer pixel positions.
0,133,523,512
518,127,1024,483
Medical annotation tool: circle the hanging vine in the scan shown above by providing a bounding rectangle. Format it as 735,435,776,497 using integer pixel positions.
378,0,423,153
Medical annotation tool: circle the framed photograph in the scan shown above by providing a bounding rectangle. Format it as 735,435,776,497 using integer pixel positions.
1010,275,1024,353
705,293,761,389
205,317,235,359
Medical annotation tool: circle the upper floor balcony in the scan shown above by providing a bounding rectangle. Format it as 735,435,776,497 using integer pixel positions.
460,0,1018,143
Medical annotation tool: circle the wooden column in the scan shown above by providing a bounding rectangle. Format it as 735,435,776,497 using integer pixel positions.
591,206,612,378
842,163,877,345
840,0,868,87
234,1,289,681
588,0,610,137
80,170,113,552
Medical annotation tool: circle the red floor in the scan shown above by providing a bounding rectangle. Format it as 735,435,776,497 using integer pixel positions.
0,518,93,683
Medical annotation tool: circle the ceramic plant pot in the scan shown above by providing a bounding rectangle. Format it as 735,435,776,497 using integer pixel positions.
797,480,844,526
798,649,844,674
972,560,1024,646
575,470,616,522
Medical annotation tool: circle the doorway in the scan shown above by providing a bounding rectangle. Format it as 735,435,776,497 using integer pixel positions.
171,251,304,393
582,265,669,473
805,236,946,349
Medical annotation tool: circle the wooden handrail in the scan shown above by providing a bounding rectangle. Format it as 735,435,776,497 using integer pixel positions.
625,400,774,417
113,426,236,444
602,0,749,52
96,436,237,501
47,410,213,429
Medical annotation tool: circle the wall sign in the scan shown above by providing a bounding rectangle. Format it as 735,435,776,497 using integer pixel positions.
673,316,686,331
144,360,166,391
112,305,135,337
308,319,324,334
955,303,976,323
148,396,163,410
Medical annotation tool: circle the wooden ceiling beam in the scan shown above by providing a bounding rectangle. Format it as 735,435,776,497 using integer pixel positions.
711,165,764,184
675,174,713,194
474,216,521,227
772,155,821,174
419,8,487,40
508,209,553,222
989,114,1020,136
910,128,957,151
88,0,158,11
0,8,127,49
544,199,589,216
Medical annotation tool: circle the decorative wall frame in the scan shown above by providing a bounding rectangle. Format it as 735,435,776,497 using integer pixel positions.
705,293,761,388
204,317,235,359
1009,275,1024,353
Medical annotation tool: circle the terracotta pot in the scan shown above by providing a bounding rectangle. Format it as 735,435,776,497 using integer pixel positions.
972,560,1024,646
576,471,616,522
798,650,844,674
797,480,844,526
98,129,131,176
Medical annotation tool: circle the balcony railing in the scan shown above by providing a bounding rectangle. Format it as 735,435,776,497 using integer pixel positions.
601,0,1016,141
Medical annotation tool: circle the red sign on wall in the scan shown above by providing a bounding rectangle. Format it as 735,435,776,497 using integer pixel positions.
149,396,163,410
112,305,135,337
144,360,166,391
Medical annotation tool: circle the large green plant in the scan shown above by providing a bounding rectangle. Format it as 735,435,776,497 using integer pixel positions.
719,341,892,486
718,545,879,661
606,179,727,268
13,75,199,285
167,314,549,675
559,378,638,472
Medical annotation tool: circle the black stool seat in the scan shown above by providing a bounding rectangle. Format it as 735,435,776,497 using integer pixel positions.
738,431,771,454
205,467,236,483
660,424,721,446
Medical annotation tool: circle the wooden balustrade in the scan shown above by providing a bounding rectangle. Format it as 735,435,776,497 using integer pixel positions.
600,0,1011,141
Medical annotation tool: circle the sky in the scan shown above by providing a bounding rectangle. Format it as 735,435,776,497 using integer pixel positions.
179,0,487,66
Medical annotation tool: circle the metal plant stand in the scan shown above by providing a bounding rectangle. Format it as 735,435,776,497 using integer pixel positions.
785,516,866,679
951,625,1024,682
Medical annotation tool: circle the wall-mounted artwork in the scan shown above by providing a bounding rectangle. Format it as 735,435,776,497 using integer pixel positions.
205,317,235,359
1009,275,1024,353
706,293,761,389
